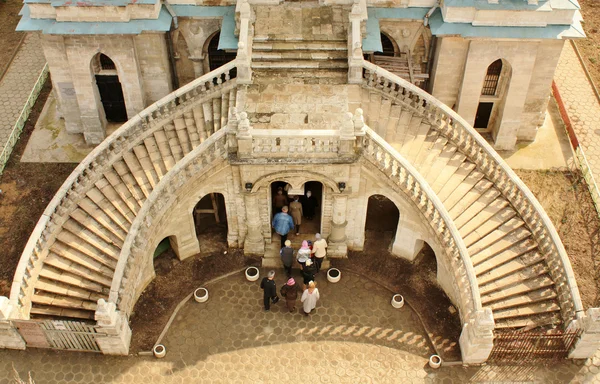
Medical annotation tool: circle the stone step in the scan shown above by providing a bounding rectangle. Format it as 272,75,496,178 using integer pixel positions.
442,170,486,212
56,229,118,268
252,50,348,61
132,142,161,189
485,288,557,313
35,278,105,302
44,254,113,287
262,257,331,270
436,162,477,201
477,251,546,288
31,291,97,311
460,203,513,244
253,68,348,84
473,238,538,276
47,243,114,279
492,300,561,321
493,312,562,329
253,40,347,51
252,61,349,69
467,218,527,256
61,220,120,262
423,144,458,183
78,197,129,237
471,228,533,267
29,305,95,320
70,208,124,248
452,187,501,229
411,129,439,169
481,275,556,306
415,136,448,177
39,265,107,294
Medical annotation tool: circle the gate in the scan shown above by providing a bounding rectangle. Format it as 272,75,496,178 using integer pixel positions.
488,329,581,364
15,320,101,353
95,74,127,122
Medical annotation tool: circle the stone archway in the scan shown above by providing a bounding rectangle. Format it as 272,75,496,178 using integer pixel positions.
193,192,228,256
91,53,127,124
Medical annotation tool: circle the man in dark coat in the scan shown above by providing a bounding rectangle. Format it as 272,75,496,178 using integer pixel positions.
301,259,317,288
280,240,294,278
260,270,277,311
303,190,318,220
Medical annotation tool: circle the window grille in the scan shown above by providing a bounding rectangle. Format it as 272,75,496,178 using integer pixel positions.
99,54,116,71
481,59,502,96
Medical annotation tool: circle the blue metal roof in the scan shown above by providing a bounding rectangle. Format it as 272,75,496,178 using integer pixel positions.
428,8,585,39
17,4,172,34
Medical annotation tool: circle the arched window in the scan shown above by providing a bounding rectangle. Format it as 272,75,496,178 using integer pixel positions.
481,59,503,96
377,33,397,57
99,54,116,71
207,31,236,72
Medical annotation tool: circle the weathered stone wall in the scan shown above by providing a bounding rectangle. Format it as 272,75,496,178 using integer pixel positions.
134,33,173,104
429,36,469,109
173,19,222,86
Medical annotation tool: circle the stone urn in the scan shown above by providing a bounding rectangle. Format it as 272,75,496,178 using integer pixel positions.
194,288,209,303
153,344,166,358
327,268,341,283
245,266,260,282
429,354,442,369
391,294,404,309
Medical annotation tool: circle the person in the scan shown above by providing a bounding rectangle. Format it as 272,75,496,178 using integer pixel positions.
301,259,316,287
273,188,288,214
301,280,320,316
303,190,318,220
272,206,295,248
311,233,328,273
296,240,311,268
260,270,278,312
289,195,303,235
280,240,294,278
280,277,301,313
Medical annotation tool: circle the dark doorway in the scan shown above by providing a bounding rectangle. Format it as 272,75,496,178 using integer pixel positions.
365,194,400,249
302,181,323,235
207,31,237,77
95,75,127,122
414,241,436,278
474,102,494,129
153,237,177,276
193,193,228,255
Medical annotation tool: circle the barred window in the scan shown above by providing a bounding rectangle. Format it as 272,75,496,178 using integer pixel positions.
481,59,502,96
99,54,116,71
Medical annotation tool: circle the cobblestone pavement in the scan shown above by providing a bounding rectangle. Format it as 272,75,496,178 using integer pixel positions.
0,33,46,147
1,270,600,383
554,42,600,175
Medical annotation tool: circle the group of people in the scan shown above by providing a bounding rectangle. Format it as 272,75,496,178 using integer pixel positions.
260,271,320,316
272,187,319,247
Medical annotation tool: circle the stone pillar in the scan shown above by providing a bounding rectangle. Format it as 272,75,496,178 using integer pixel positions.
0,297,25,350
236,112,253,159
243,193,265,255
168,211,200,260
94,299,131,356
189,56,205,78
328,194,348,257
459,308,495,364
339,112,356,156
569,308,600,359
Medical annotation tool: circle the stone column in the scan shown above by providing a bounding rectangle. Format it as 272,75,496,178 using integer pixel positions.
459,308,495,364
243,193,265,255
339,112,356,156
328,193,348,257
94,299,131,356
569,308,600,359
0,297,25,350
236,112,253,159
189,56,205,78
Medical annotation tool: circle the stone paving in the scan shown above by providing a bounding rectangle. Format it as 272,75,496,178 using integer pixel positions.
0,33,46,147
554,42,600,177
1,270,600,383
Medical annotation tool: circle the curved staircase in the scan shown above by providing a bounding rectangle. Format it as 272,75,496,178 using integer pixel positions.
13,65,238,320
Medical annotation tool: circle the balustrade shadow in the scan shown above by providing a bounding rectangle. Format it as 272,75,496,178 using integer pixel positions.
159,270,435,374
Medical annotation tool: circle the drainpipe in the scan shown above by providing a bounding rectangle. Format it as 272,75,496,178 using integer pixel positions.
423,2,439,27
163,0,180,91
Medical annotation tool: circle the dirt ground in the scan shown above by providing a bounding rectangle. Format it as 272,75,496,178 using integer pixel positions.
0,80,77,297
576,1,600,86
0,0,25,79
516,170,600,310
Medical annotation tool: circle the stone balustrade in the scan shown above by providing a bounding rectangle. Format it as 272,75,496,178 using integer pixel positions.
361,126,481,328
111,130,230,315
10,62,239,319
361,60,584,326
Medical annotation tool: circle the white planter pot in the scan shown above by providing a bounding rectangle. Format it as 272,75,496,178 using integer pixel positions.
391,294,404,309
245,267,260,282
327,268,341,283
429,354,442,369
153,344,166,359
194,288,209,303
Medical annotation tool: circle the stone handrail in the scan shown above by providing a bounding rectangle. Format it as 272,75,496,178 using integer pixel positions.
10,61,238,318
110,129,230,314
361,60,584,324
362,126,481,325
252,129,341,155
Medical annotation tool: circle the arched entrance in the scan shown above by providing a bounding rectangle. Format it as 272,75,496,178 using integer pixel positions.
204,31,237,76
153,236,177,276
365,194,400,250
269,180,323,240
474,59,512,133
91,53,127,122
193,193,228,255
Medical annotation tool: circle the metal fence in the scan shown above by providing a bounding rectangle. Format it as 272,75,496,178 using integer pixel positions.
489,329,581,364
0,63,49,177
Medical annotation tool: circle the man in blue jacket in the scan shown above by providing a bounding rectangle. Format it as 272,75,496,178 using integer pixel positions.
273,206,295,248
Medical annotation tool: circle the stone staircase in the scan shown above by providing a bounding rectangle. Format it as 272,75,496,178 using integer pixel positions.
358,87,562,330
262,234,330,270
22,78,238,320
251,3,349,84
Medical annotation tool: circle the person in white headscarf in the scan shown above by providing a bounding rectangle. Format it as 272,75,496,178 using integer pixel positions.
301,280,320,316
